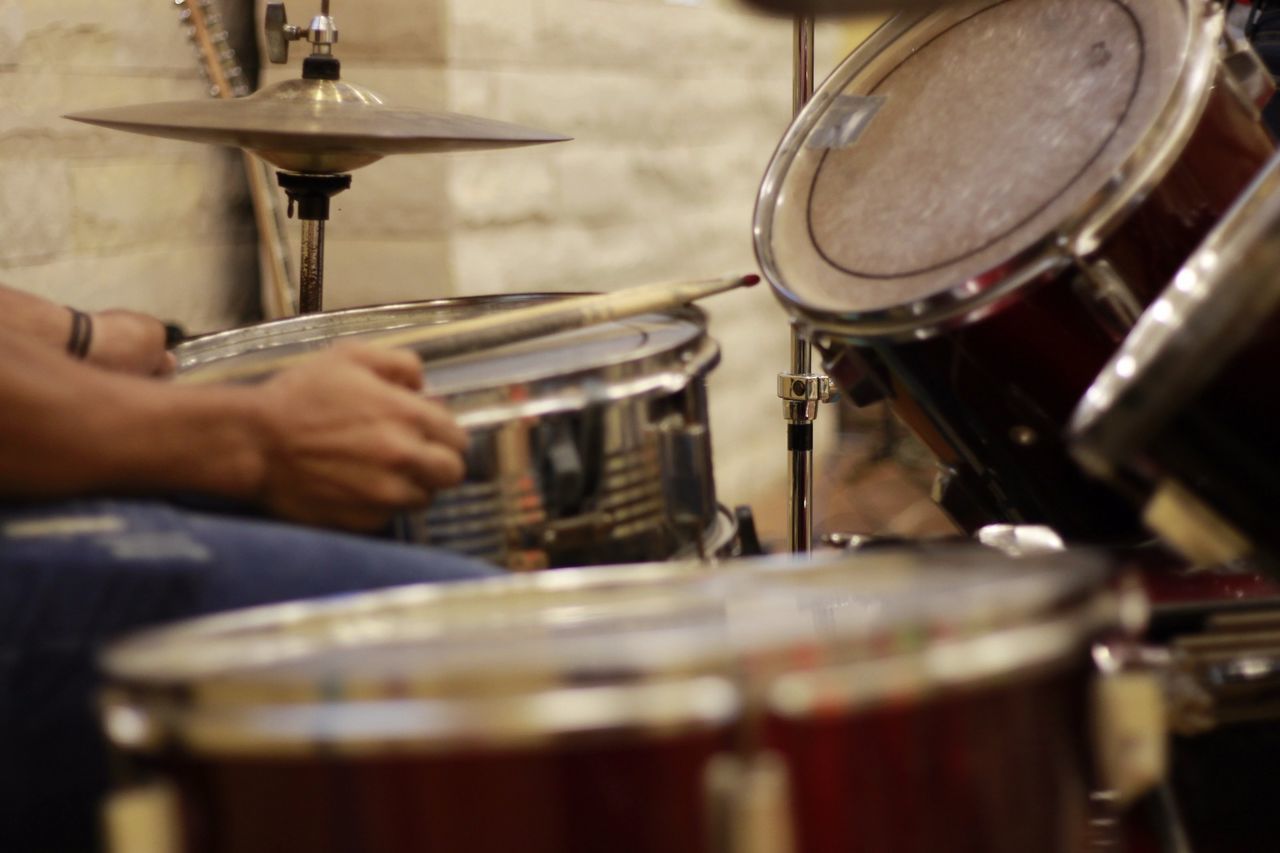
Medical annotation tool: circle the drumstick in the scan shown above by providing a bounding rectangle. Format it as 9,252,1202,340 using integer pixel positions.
176,273,761,385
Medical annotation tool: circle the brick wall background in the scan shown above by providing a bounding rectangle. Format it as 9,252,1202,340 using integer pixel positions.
0,0,876,538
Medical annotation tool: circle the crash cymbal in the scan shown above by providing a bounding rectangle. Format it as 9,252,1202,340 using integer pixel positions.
66,77,571,174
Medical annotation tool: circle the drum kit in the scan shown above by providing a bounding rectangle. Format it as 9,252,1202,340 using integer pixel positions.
71,0,1280,850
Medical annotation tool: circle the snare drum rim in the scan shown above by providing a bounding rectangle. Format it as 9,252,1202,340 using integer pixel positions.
175,294,578,370
176,297,720,428
1070,150,1280,477
102,675,743,757
101,549,1119,756
754,0,1223,343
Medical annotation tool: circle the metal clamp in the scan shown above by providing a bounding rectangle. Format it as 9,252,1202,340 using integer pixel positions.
265,2,339,65
777,373,835,423
1222,29,1277,112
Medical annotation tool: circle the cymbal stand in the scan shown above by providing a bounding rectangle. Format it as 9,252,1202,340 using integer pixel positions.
779,16,834,554
277,172,351,314
265,0,349,314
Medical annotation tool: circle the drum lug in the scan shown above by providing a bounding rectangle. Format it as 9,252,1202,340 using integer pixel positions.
1143,478,1253,567
1221,31,1277,113
1073,259,1143,335
104,784,182,853
704,753,797,853
1090,643,1169,807
658,419,718,550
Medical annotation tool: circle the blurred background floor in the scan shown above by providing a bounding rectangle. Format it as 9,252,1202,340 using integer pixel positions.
747,400,959,552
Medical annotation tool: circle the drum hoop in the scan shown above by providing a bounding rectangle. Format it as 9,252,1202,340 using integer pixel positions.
102,676,741,756
175,294,580,368
754,0,1223,342
450,334,719,430
1071,150,1280,473
766,592,1117,718
176,296,718,418
102,563,725,684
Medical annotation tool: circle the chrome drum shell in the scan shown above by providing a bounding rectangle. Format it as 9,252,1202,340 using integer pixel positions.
175,295,725,570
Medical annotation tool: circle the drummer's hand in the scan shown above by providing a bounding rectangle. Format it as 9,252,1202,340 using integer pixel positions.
251,343,468,532
88,309,176,377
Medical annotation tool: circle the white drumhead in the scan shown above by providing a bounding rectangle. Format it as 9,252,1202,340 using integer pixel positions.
759,0,1197,328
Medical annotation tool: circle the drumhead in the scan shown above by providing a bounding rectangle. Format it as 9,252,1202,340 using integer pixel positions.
102,547,1118,753
1071,151,1280,474
175,296,717,425
756,0,1211,337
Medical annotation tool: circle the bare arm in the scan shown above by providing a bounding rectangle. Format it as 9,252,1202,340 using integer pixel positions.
0,334,467,531
0,284,173,376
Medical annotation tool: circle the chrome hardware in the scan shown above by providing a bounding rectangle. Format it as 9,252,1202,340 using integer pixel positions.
781,13,822,557
1222,30,1276,112
105,784,181,853
976,524,1066,557
1074,257,1143,333
1144,478,1253,567
706,753,797,853
1166,609,1280,734
1091,643,1169,806
777,372,835,425
266,1,339,65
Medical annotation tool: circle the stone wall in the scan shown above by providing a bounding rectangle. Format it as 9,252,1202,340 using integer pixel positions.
0,0,258,329
0,0,873,533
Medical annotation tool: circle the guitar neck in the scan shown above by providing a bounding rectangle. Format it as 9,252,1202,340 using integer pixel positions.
175,0,296,318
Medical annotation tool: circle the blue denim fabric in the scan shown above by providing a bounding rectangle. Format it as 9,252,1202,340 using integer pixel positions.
0,499,499,852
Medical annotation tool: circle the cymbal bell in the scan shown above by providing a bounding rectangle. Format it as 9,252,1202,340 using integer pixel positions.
66,77,571,174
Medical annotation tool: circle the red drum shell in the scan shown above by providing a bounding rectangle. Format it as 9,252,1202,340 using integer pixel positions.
767,664,1091,853
102,550,1121,853
820,77,1274,541
151,727,731,853
758,0,1275,541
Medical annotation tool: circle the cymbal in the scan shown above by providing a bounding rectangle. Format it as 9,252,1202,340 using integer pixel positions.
66,78,571,174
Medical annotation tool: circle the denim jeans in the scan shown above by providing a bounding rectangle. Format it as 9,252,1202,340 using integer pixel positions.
0,499,498,852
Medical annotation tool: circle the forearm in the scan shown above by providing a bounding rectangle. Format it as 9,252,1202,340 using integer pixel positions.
0,334,265,501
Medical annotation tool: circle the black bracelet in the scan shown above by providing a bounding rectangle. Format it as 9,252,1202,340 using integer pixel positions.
66,308,93,360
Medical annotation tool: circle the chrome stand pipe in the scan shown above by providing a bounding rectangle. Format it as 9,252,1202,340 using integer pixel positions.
779,16,832,554
277,171,352,314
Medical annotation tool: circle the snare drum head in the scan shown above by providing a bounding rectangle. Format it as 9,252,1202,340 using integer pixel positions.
757,0,1200,333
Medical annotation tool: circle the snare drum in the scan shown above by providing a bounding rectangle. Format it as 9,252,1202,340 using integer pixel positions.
101,547,1138,853
1073,150,1280,571
176,296,730,570
754,0,1275,541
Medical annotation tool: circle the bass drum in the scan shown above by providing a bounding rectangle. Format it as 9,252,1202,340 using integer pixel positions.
176,296,733,571
754,0,1275,541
